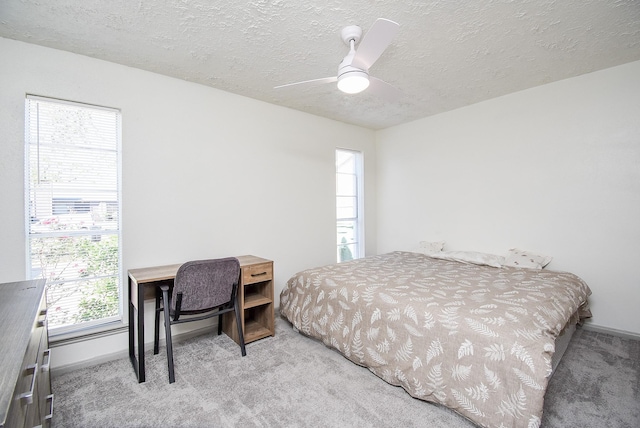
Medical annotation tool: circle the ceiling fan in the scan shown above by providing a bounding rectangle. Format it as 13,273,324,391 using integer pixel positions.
275,18,401,100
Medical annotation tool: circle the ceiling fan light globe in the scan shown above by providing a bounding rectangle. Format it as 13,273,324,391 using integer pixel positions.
337,71,370,94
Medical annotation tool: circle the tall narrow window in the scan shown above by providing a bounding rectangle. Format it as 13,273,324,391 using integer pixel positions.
26,96,122,334
336,149,363,262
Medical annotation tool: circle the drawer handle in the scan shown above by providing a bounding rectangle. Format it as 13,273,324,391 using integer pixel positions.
44,394,54,422
41,349,52,372
32,394,54,428
19,363,38,405
38,308,48,327
250,272,268,277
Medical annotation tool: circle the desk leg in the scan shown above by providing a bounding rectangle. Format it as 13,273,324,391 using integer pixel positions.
128,276,146,383
128,276,136,378
137,281,145,382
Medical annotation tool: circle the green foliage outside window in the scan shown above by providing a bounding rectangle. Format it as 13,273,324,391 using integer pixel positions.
32,234,120,327
339,237,354,262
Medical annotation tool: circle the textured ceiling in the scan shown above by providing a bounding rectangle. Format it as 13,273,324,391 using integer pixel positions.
1,0,639,129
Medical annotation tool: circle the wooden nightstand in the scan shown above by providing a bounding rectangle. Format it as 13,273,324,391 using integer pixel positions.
222,255,275,344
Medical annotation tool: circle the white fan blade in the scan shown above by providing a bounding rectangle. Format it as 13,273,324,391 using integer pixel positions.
351,18,399,70
274,76,337,89
368,76,402,102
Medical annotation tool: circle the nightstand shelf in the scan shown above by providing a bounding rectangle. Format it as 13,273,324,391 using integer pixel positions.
243,320,273,343
245,294,272,309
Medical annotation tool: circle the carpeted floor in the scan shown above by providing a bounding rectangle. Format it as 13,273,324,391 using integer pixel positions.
51,317,639,427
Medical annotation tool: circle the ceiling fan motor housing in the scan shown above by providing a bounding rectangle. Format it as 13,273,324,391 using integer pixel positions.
339,50,367,75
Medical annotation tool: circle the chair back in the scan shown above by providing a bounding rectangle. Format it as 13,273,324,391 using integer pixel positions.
172,258,240,312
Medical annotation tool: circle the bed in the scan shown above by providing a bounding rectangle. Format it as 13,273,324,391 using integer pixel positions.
279,251,592,428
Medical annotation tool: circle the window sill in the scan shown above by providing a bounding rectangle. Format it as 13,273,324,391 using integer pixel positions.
49,320,128,347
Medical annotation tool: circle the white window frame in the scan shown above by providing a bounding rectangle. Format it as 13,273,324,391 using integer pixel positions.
25,95,123,336
336,148,364,262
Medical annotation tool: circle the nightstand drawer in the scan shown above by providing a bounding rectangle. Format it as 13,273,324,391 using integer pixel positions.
242,262,273,285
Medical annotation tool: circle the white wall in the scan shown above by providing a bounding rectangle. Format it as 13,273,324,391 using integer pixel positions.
376,60,640,335
0,37,376,368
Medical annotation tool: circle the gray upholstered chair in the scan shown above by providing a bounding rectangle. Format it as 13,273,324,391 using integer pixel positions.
153,257,246,383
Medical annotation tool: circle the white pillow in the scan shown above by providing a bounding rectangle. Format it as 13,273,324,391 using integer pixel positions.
503,248,552,269
431,251,505,268
410,240,445,255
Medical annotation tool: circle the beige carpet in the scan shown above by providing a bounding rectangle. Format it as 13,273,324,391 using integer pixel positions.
51,317,639,427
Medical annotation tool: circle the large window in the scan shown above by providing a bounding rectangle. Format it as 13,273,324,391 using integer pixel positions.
336,149,363,262
25,96,122,334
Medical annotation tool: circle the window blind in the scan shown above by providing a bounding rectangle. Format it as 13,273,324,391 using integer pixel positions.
25,96,122,333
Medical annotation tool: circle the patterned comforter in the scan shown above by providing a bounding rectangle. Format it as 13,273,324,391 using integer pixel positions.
279,251,592,428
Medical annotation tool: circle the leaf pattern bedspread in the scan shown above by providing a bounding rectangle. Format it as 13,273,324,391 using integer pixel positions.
279,251,592,428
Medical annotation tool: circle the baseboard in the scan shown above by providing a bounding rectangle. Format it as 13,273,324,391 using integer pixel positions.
582,321,640,341
50,323,217,377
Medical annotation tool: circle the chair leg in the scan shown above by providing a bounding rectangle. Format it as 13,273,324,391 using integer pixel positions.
234,299,247,357
217,314,223,335
160,285,175,383
153,288,161,355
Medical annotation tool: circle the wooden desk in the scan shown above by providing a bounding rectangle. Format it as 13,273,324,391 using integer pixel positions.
128,255,274,383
